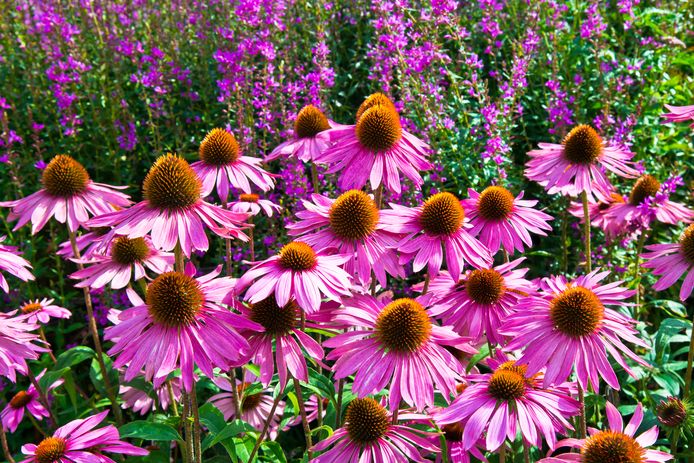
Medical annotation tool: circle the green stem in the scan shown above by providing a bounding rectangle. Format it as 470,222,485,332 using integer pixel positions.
0,426,16,463
335,379,345,428
166,380,179,417
581,191,592,273
228,368,242,423
293,377,313,459
191,386,202,463
248,386,285,462
684,309,694,399
633,231,647,317
577,383,587,439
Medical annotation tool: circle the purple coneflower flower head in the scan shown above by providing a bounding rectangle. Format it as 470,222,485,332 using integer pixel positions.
607,174,693,229
539,402,673,463
209,375,285,440
310,397,439,462
436,354,580,452
70,236,174,289
428,258,534,344
2,370,62,432
324,293,476,411
266,105,342,162
569,190,627,239
0,312,47,382
236,295,324,387
0,236,34,292
0,155,131,234
501,270,648,391
642,224,694,301
105,265,261,392
18,298,71,324
381,192,493,281
662,104,694,128
236,241,352,314
462,186,553,255
314,93,432,194
525,124,638,201
20,410,148,462
88,153,249,257
191,128,275,202
287,190,404,287
229,193,282,217
119,378,182,415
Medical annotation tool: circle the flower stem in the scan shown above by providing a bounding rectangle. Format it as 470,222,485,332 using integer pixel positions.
684,309,694,400
632,231,647,317
26,369,57,429
293,377,313,459
499,444,506,463
523,441,530,463
0,426,16,463
577,383,587,439
670,428,679,456
166,380,179,417
581,191,592,273
335,378,344,428
227,368,242,422
174,242,185,273
311,164,320,194
191,386,202,463
67,230,123,426
181,391,192,463
248,386,285,462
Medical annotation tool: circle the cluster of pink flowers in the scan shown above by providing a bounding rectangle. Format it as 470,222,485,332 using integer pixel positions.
0,95,690,463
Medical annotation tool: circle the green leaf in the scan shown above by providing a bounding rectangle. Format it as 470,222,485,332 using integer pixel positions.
39,368,70,391
119,421,182,441
55,346,95,370
203,420,255,450
260,441,287,462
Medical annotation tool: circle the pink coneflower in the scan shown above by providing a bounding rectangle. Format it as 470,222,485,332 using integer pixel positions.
314,93,432,194
0,236,34,292
119,380,181,415
0,155,131,234
18,299,71,324
642,224,694,301
287,190,404,287
662,104,694,127
428,259,534,344
437,355,579,452
229,193,282,217
87,153,249,257
436,419,488,463
539,402,673,463
311,397,438,463
2,371,62,432
70,236,173,289
266,105,342,162
606,175,693,229
191,128,275,201
20,410,147,462
501,270,647,390
381,192,492,281
525,125,638,201
324,293,475,411
209,375,285,440
0,312,46,382
236,241,352,314
461,186,553,255
104,266,261,391
569,190,627,238
235,295,324,387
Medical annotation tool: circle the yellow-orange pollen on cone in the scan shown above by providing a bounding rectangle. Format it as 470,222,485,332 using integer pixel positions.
345,398,390,445
628,175,660,206
278,242,317,271
143,153,202,210
35,436,67,463
464,268,505,305
356,92,397,121
239,193,260,203
249,296,298,336
111,236,150,265
294,105,331,138
562,124,603,165
41,154,90,197
487,368,526,401
375,298,432,353
199,128,240,166
146,272,204,327
419,192,464,236
550,286,605,337
328,190,379,241
477,186,515,221
355,104,402,152
20,302,43,314
680,224,694,265
598,193,625,211
9,390,32,408
581,430,645,463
